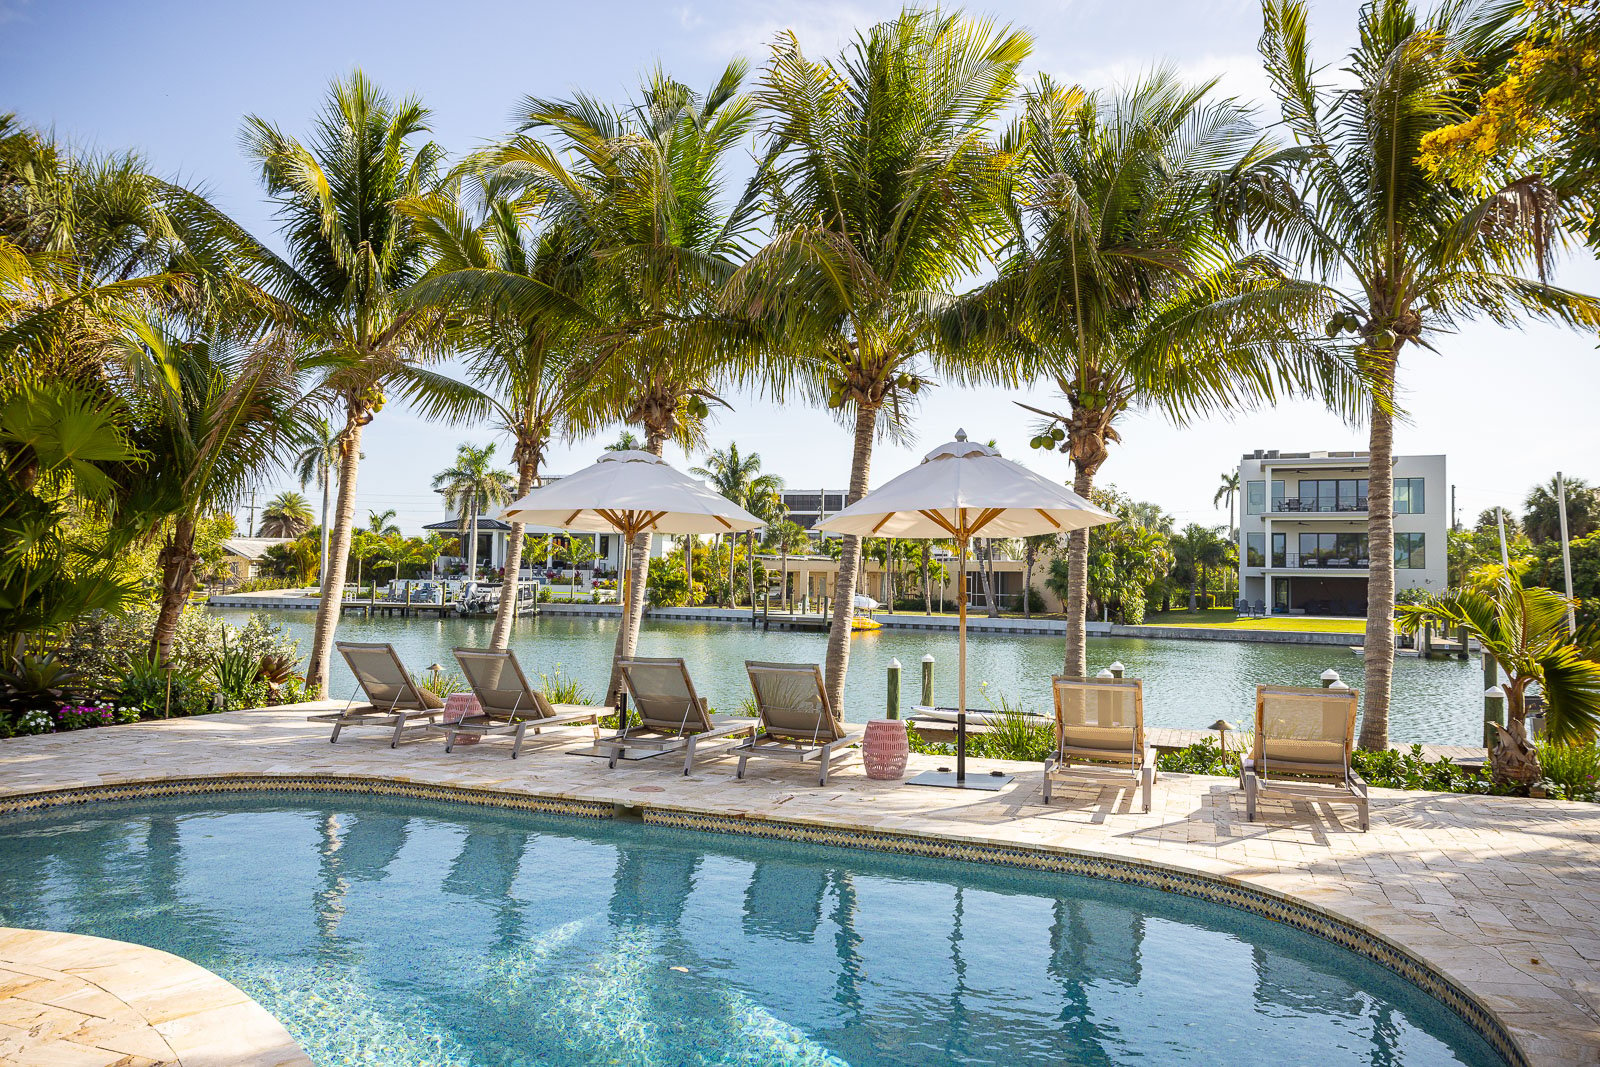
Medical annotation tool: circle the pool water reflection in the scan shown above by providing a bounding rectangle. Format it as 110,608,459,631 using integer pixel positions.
0,794,1502,1066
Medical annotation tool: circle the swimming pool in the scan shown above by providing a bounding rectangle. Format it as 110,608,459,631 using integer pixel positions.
0,793,1503,1066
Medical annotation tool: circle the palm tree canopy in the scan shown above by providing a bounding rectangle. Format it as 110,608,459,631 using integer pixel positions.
431,442,516,521
258,491,313,537
691,443,784,516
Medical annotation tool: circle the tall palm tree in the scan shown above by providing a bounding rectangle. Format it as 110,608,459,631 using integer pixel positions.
765,519,810,609
1022,533,1057,619
291,417,343,588
488,64,762,699
403,176,593,648
692,444,784,609
949,72,1361,677
729,10,1032,710
240,71,468,694
118,317,307,664
1215,471,1241,539
431,443,516,580
364,508,401,537
257,491,313,537
1257,0,1600,748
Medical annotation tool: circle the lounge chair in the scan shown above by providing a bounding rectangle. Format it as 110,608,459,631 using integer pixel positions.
448,647,603,757
1043,676,1155,812
601,657,757,774
735,661,861,785
1241,685,1368,831
307,642,444,747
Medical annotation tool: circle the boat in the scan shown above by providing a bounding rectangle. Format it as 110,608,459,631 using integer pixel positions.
850,615,882,632
455,581,539,618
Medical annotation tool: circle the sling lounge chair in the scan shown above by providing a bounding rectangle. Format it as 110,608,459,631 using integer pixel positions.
735,661,861,785
448,647,603,757
601,657,756,774
1043,676,1155,812
1241,684,1368,831
308,642,443,747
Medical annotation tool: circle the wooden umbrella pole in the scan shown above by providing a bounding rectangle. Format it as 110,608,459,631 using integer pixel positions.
956,526,968,783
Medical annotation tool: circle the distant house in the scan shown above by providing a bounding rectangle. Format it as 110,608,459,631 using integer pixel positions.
219,537,292,583
421,516,667,578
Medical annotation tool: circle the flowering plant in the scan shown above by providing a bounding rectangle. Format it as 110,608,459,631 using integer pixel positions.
17,709,53,735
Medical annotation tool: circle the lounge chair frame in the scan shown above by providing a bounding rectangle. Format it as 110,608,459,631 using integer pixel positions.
307,642,443,747
601,657,756,774
735,661,861,785
446,647,602,757
1241,684,1368,831
1043,676,1155,812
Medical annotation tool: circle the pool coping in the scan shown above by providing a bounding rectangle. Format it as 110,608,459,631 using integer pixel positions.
0,924,310,1066
0,770,1528,1067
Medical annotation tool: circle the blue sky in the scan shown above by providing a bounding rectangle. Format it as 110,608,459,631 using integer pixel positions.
6,0,1596,536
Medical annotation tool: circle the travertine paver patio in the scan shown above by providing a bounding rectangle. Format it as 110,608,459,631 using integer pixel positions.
0,927,308,1066
1,701,1597,1065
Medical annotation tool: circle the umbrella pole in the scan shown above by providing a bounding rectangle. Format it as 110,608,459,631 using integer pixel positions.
957,536,967,784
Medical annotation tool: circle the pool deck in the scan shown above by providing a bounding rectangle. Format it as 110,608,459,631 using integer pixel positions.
0,702,1596,1066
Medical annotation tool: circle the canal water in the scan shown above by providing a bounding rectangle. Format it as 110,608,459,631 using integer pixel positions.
212,608,1486,746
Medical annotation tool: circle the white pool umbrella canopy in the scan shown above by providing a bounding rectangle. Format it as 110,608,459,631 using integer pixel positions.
818,430,1117,790
500,450,765,535
817,431,1114,540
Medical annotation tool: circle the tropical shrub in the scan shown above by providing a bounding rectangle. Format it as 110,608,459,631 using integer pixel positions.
414,669,465,700
14,709,53,736
58,607,301,696
539,667,592,706
645,557,692,608
1538,739,1600,802
0,637,85,717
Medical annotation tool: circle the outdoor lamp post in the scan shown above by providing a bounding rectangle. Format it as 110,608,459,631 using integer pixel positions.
1209,719,1234,762
428,663,444,690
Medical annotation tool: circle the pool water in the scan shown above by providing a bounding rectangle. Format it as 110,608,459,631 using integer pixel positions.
0,794,1501,1066
212,608,1488,745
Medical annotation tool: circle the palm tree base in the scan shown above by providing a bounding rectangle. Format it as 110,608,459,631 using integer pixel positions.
1489,724,1542,786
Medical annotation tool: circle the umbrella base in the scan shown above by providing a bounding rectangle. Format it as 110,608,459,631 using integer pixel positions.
906,769,1012,791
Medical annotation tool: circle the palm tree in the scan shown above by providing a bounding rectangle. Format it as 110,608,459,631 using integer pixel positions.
729,10,1032,711
241,71,468,695
118,317,307,664
1215,471,1241,540
1399,574,1600,783
431,443,516,580
365,509,401,537
484,64,762,698
764,520,809,609
403,177,594,649
605,431,642,452
948,72,1361,677
692,444,784,610
1257,0,1600,749
291,417,343,588
257,491,313,537
1523,476,1598,543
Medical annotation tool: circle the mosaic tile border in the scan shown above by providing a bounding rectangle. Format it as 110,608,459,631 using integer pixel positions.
644,807,1526,1067
0,774,615,821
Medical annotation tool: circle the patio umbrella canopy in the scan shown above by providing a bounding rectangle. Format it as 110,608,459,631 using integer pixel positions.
500,449,764,703
819,430,1116,789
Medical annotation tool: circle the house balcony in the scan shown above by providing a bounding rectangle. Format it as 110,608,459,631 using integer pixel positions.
1267,497,1368,518
1258,553,1370,573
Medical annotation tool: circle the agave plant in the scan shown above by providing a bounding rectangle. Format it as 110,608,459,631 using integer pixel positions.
1398,573,1600,784
0,636,84,715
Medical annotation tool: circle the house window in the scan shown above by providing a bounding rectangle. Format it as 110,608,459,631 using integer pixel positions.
1246,480,1265,514
1246,533,1264,567
1271,532,1286,567
1297,478,1368,511
1270,480,1285,510
1396,532,1426,569
1394,477,1426,514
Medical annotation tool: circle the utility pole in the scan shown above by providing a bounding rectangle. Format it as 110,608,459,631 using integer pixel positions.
1496,507,1510,571
1450,483,1457,532
1557,471,1577,633
245,486,258,535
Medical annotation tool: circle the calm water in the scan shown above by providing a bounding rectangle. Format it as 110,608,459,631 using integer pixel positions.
0,794,1501,1066
213,608,1487,745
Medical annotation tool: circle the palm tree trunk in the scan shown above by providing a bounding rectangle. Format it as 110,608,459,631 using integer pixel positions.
1064,466,1096,677
467,499,480,583
726,533,734,607
306,413,365,696
1358,358,1398,751
489,459,537,650
979,538,1000,617
922,542,931,615
747,530,755,616
824,403,879,712
318,468,331,590
607,431,665,706
1024,551,1033,620
150,516,197,666
781,546,789,609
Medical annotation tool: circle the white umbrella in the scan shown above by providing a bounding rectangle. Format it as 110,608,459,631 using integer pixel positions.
819,430,1116,789
500,450,764,699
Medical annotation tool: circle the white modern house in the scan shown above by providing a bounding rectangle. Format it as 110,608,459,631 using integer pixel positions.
1236,449,1447,615
779,489,850,533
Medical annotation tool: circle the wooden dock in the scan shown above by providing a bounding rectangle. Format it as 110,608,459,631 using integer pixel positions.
337,598,456,618
761,612,831,632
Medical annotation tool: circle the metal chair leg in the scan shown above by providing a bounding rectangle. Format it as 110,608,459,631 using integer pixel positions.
512,722,527,759
683,737,698,776
390,716,406,748
736,753,749,780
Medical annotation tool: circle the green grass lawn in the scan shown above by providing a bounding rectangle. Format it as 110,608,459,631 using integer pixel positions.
1140,609,1365,634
